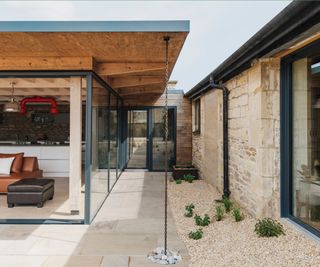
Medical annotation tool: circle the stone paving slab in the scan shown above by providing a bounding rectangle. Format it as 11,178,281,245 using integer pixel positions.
100,255,129,267
0,172,189,267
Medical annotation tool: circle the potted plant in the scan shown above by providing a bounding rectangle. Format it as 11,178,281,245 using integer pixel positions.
172,163,199,180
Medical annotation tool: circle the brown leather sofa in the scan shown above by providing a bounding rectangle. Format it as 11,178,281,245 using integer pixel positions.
0,153,43,193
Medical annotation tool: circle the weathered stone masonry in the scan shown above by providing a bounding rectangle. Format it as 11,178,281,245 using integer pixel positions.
192,58,281,218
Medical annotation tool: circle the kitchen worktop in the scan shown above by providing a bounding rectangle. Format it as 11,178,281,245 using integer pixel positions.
0,143,70,146
0,141,85,146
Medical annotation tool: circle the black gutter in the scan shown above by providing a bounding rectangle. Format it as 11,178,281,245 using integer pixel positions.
199,79,230,198
186,1,320,98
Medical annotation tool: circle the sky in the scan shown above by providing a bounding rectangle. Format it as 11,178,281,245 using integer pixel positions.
0,1,291,91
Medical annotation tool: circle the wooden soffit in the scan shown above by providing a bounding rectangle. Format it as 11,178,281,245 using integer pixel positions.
0,28,188,97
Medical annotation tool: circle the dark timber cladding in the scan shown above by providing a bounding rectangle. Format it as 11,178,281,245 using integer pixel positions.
186,1,320,98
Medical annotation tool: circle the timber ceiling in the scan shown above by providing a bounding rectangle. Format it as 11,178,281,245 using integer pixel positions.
0,32,188,98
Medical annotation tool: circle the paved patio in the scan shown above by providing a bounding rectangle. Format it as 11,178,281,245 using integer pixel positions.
0,171,188,267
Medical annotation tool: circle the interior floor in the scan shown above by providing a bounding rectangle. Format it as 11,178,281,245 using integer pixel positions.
0,178,84,221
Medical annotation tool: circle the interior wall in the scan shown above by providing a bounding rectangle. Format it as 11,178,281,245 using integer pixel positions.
0,104,87,142
0,105,69,142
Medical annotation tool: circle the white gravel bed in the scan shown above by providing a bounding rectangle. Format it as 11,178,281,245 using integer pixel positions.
168,179,320,267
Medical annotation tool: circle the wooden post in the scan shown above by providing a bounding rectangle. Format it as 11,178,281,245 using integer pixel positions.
69,77,82,214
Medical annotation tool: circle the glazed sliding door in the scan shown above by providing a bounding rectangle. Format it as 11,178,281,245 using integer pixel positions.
151,108,175,171
292,56,320,231
126,110,148,169
125,107,176,171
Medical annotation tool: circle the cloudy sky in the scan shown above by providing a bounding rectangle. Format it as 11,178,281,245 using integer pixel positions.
0,1,290,91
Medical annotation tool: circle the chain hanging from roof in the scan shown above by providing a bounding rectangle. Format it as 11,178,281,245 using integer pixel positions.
147,36,182,265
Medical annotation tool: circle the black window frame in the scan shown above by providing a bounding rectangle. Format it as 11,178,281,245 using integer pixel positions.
193,98,201,134
281,38,320,238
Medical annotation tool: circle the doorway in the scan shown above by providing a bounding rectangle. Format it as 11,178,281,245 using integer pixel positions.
126,107,176,171
127,110,148,169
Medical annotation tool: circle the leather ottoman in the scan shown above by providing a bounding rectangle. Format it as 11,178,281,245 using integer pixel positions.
7,178,54,208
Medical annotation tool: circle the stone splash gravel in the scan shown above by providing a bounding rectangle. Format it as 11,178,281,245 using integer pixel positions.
168,179,320,267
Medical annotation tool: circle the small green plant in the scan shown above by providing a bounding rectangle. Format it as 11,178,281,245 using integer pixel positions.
222,196,232,212
232,208,244,222
254,218,285,237
183,174,195,183
215,205,224,221
194,214,211,226
175,179,182,184
188,228,203,240
184,203,195,217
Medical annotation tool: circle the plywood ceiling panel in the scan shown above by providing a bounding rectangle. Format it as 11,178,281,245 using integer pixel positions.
0,32,188,97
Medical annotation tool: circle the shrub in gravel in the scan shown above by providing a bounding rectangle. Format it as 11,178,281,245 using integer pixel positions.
188,228,203,240
232,208,244,222
215,196,232,212
183,174,195,183
222,196,232,212
215,205,224,221
194,214,211,226
185,203,195,217
175,179,182,184
254,218,285,237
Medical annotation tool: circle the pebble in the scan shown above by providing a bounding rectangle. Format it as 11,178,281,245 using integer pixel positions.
147,247,182,265
168,179,320,267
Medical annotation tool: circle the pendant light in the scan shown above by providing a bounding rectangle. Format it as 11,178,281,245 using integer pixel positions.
3,82,19,112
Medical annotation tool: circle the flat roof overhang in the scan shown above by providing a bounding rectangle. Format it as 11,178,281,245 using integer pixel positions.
0,21,189,98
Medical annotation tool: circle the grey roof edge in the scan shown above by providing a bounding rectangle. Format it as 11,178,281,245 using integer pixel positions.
185,1,320,98
168,89,185,94
0,20,190,33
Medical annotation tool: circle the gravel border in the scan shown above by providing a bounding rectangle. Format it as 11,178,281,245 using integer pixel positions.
168,179,320,267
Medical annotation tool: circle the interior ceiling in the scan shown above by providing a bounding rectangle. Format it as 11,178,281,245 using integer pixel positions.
0,32,188,99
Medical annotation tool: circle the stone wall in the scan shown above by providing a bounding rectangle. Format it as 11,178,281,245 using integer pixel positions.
192,58,281,217
192,90,223,191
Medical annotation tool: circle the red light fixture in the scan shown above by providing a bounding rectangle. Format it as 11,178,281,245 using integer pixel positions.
20,96,59,115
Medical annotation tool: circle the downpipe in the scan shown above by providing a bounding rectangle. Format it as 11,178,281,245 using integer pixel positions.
209,79,230,198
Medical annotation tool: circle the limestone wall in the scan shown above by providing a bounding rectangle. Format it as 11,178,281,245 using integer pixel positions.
192,58,281,217
192,91,223,192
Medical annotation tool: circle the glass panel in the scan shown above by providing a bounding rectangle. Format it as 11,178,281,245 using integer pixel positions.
0,75,86,221
152,108,175,170
117,100,122,177
127,110,148,168
90,78,109,220
109,94,118,189
292,55,320,231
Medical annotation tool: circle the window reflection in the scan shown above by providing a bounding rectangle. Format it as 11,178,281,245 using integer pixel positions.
293,56,320,230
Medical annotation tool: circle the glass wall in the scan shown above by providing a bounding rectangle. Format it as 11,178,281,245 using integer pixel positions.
0,73,87,223
109,93,118,190
292,53,320,231
88,75,122,222
89,78,110,219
